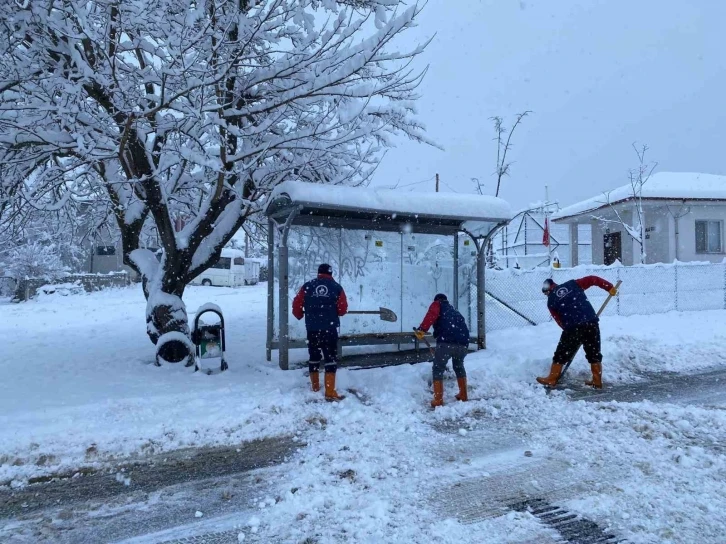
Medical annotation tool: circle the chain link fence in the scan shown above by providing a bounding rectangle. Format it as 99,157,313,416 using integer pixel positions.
483,262,726,333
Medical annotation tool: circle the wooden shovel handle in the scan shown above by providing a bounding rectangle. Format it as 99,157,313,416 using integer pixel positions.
596,280,622,317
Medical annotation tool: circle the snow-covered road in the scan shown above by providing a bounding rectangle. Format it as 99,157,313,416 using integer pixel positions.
2,284,726,543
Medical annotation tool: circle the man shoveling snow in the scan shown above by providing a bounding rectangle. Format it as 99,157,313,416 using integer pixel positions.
537,276,618,388
415,293,470,407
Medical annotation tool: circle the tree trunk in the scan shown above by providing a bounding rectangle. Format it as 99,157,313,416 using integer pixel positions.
144,266,193,364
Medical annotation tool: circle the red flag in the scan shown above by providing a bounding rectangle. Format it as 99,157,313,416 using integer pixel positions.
542,217,550,247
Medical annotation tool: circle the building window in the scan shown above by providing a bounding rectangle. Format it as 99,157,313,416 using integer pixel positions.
210,257,232,270
233,257,245,266
695,220,722,253
96,245,116,256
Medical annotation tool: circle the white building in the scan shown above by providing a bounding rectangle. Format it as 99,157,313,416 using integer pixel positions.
552,172,726,266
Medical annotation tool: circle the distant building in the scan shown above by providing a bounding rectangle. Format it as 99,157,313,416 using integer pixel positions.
552,172,726,266
491,205,592,269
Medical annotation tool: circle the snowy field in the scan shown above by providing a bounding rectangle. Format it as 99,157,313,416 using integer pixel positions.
2,284,726,543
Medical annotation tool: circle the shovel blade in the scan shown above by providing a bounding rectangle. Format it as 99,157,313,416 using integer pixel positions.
379,307,398,322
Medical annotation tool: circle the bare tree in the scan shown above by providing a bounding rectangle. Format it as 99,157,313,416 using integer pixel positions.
472,111,530,267
0,0,432,363
665,201,691,262
473,111,531,197
593,143,657,265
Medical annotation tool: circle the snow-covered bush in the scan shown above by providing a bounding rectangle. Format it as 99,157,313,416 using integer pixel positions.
1,241,68,281
38,281,85,297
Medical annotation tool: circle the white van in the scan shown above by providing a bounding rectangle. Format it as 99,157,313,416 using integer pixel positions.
191,250,260,287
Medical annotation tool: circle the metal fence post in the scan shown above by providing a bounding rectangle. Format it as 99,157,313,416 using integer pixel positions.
616,267,621,315
674,262,679,312
453,234,459,310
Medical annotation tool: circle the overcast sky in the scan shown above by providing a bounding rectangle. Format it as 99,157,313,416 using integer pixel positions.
371,0,726,211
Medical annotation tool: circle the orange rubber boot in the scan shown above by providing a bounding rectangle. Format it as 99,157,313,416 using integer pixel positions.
536,363,564,387
455,378,468,401
324,372,345,401
585,363,603,389
309,371,320,392
431,380,444,408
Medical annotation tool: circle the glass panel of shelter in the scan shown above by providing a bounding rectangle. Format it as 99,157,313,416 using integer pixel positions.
338,230,402,339
282,226,403,345
457,233,477,333
401,232,455,337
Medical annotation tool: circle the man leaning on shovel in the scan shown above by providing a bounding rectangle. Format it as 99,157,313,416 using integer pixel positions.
292,263,347,401
538,276,618,388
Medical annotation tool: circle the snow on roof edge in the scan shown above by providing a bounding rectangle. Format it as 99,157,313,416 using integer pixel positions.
265,180,513,222
552,172,726,221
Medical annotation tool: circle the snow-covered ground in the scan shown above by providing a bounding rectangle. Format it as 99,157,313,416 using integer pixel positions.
2,284,726,543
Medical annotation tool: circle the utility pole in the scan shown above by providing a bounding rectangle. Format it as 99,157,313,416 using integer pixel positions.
435,173,439,193
545,185,552,267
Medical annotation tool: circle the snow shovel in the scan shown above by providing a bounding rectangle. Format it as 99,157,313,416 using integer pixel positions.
348,307,398,322
554,280,623,387
413,328,436,357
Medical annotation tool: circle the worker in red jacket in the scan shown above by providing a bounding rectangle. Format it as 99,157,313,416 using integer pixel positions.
292,264,348,400
537,276,618,388
415,293,470,407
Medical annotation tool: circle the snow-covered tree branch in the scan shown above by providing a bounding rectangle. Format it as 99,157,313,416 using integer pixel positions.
0,0,431,362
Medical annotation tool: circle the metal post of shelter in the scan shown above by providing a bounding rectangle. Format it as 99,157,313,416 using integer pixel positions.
278,245,289,370
464,223,506,350
399,232,404,351
338,228,344,359
476,238,486,349
266,218,275,362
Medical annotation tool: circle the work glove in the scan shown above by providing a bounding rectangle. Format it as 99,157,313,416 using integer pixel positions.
609,286,618,296
414,328,426,341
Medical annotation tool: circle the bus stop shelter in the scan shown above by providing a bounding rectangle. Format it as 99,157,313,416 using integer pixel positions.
265,180,512,370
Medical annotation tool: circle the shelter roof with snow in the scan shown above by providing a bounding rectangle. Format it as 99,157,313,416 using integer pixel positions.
265,180,512,235
553,172,726,222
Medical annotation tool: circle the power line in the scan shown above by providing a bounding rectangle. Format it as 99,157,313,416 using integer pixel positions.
391,175,435,189
441,181,460,193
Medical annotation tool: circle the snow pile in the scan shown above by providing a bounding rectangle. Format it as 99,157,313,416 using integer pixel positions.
194,302,224,319
2,284,726,542
2,286,726,486
557,401,726,542
37,282,85,297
